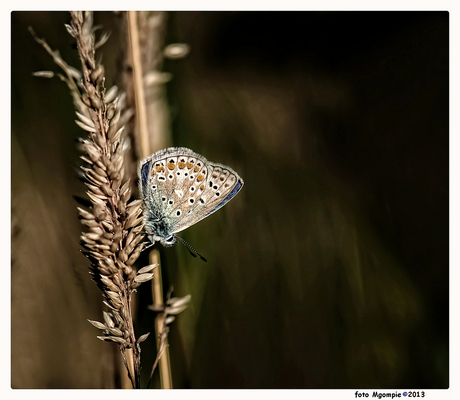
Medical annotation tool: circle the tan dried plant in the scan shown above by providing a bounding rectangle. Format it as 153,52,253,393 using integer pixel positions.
31,11,193,389
31,11,151,388
67,11,152,388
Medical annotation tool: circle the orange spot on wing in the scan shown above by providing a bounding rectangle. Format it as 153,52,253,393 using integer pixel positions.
156,166,165,173
151,169,155,176
178,161,186,169
167,162,175,170
194,166,200,172
187,162,193,169
200,184,205,190
197,174,205,182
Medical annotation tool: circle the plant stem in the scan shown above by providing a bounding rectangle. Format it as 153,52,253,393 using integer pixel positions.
127,11,150,159
127,11,172,389
127,290,141,388
151,250,172,388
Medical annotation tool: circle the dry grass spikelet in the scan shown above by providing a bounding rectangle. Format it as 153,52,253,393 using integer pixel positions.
31,11,193,389
68,12,153,387
31,11,153,388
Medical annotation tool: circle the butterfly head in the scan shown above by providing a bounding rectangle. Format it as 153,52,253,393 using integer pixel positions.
144,215,178,247
160,234,177,247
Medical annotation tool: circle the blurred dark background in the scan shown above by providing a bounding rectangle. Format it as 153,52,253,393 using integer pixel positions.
11,11,448,389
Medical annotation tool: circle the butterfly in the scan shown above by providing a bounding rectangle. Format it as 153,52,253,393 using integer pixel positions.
138,147,244,261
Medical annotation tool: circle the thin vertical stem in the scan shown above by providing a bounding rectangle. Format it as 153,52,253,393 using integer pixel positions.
121,349,135,388
127,11,150,158
127,10,172,389
151,250,173,389
127,292,141,388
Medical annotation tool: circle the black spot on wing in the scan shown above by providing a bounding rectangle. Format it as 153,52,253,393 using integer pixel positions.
204,180,243,217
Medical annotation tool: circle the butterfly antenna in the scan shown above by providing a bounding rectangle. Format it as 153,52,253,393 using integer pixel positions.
176,235,207,262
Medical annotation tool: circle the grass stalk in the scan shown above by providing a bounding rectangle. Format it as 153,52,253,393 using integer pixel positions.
127,11,151,159
32,11,189,388
32,11,156,389
127,10,172,389
151,250,172,389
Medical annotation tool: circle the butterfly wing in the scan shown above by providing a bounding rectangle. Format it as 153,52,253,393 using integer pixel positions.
138,147,244,236
170,160,244,234
139,151,170,221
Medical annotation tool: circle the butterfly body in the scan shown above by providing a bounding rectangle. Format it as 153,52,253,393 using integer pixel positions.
138,147,244,248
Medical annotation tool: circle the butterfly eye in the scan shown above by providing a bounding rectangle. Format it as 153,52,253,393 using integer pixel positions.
166,236,176,244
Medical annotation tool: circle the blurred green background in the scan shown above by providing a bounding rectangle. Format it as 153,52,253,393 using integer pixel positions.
11,11,448,388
